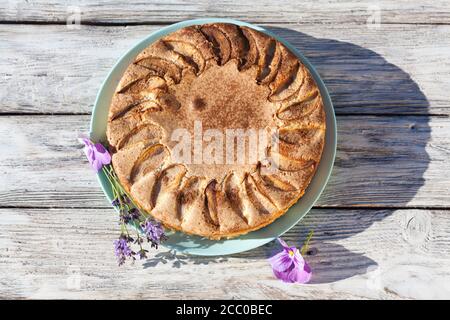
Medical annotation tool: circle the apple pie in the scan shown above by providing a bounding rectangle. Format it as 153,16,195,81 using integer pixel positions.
106,23,326,239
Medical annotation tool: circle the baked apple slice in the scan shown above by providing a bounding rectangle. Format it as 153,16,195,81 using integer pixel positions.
241,174,278,226
116,122,163,151
149,164,187,226
215,23,248,66
239,27,259,71
179,176,219,235
269,45,299,96
137,40,195,73
163,26,218,70
135,56,183,84
200,24,232,65
116,64,155,93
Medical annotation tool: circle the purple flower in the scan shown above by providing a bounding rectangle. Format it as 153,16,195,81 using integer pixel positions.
113,235,134,266
129,208,141,220
120,207,141,224
112,195,131,209
78,134,111,172
268,238,312,284
136,248,148,260
141,219,166,248
111,198,120,207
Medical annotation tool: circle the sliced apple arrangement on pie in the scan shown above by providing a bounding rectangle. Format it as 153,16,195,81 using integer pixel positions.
106,23,326,239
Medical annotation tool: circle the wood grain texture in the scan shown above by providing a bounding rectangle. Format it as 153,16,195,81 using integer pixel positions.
0,115,449,208
0,207,449,299
1,0,450,300
1,23,450,115
1,0,450,24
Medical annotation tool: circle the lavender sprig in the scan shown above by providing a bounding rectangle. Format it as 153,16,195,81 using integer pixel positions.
142,220,167,249
114,234,135,266
79,135,167,266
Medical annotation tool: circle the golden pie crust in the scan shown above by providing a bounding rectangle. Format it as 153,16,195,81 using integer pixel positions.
106,23,326,239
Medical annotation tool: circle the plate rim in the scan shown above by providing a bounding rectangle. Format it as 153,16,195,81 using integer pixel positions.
90,18,337,256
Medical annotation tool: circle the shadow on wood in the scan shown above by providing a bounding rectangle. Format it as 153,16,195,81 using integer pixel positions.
143,249,228,268
141,26,430,284
263,27,431,284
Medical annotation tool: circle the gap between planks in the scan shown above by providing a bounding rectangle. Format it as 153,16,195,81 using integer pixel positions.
2,20,450,26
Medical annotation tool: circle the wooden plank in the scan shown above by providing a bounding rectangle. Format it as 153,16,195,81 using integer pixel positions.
1,24,450,115
2,1,450,25
0,207,449,299
0,115,449,208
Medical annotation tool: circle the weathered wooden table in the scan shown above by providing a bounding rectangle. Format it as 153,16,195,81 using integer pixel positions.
1,1,449,299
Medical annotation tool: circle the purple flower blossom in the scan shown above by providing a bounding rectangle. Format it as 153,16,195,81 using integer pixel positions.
114,235,134,266
268,238,312,284
78,135,111,172
129,208,141,220
136,248,149,260
120,207,141,224
111,198,120,207
112,195,131,208
141,219,166,248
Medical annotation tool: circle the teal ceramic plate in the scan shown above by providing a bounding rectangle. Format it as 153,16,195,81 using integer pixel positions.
90,18,336,256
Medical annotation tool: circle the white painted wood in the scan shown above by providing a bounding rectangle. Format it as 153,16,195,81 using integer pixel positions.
0,207,449,299
1,0,450,24
1,0,450,300
1,24,450,115
0,115,449,208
